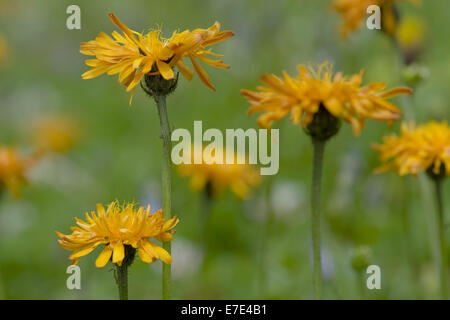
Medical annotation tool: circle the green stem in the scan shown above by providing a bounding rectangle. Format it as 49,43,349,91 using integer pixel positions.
155,95,173,300
434,178,448,299
115,264,128,300
256,181,274,296
311,138,325,300
357,271,366,300
200,185,212,244
200,187,212,273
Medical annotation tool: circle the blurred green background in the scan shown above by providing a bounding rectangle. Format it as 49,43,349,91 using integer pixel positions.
0,0,449,299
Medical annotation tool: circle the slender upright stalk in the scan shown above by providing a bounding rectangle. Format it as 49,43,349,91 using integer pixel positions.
200,187,213,273
256,181,275,296
200,184,213,238
434,177,448,299
357,272,366,300
311,138,325,300
115,264,128,300
155,94,173,300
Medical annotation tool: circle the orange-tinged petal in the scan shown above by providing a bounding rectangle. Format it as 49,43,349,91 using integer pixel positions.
189,55,215,90
108,13,139,47
202,30,235,47
176,60,193,80
378,87,413,98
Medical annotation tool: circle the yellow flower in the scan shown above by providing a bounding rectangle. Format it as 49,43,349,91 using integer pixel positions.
33,115,80,154
373,121,450,176
56,201,179,267
178,144,261,199
396,15,425,48
167,22,234,90
241,62,412,136
0,146,35,196
80,13,233,104
331,0,417,38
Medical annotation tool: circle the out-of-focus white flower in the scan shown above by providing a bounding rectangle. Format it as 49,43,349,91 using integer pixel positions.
270,180,305,218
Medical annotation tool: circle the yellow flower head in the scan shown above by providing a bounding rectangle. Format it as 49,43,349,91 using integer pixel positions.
178,144,261,200
373,121,450,176
396,15,425,49
331,0,417,38
56,201,179,267
0,146,34,196
81,13,234,104
241,62,412,136
33,115,80,154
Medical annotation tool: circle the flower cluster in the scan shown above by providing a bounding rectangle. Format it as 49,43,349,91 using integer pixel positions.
373,121,450,176
241,62,412,136
56,201,179,267
81,13,234,104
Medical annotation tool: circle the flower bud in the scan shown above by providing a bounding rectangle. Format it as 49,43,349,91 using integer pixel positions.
304,105,341,142
402,64,429,86
351,246,372,273
142,72,179,98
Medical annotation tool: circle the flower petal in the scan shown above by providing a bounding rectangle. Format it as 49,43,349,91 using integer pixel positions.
95,246,113,268
112,241,125,265
156,60,175,80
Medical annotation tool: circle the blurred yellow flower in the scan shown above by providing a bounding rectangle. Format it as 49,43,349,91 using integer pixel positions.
241,62,412,136
56,201,179,267
33,115,80,154
373,121,450,176
331,0,417,38
178,145,261,199
396,15,425,49
0,146,34,196
0,34,8,66
396,15,425,65
81,13,233,104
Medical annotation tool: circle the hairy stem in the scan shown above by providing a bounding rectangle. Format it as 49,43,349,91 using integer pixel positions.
311,138,325,299
155,95,173,300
